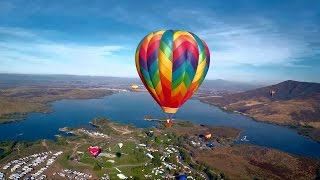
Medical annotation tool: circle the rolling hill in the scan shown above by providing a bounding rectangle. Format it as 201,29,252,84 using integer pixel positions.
201,80,320,141
225,80,320,101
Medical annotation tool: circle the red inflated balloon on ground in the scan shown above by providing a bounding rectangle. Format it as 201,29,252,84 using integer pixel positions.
88,146,101,158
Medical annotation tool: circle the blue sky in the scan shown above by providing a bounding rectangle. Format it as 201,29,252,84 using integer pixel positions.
0,0,319,83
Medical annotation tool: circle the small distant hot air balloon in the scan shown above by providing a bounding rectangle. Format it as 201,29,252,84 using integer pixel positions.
116,152,122,158
131,84,139,91
135,30,210,125
88,146,101,158
164,119,173,127
269,90,276,97
118,143,123,149
204,132,212,140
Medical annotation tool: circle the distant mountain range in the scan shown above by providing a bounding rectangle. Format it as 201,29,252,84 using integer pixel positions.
0,74,140,88
201,79,262,92
0,73,261,92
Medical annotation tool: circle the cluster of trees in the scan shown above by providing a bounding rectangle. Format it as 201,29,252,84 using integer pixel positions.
0,141,17,159
151,151,161,166
179,149,191,165
176,135,188,146
56,136,68,146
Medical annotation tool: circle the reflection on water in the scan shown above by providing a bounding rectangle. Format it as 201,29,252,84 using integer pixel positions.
0,92,319,158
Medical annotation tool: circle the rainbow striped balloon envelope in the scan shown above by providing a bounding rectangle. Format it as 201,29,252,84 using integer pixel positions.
135,30,210,115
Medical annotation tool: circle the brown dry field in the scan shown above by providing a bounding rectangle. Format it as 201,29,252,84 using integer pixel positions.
202,96,320,142
195,144,320,180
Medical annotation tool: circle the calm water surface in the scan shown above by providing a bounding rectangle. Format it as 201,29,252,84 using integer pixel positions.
0,92,319,158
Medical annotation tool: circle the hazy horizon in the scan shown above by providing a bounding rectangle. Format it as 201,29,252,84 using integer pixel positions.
2,72,319,86
0,0,319,83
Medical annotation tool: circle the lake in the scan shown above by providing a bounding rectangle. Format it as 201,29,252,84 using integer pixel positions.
0,92,319,158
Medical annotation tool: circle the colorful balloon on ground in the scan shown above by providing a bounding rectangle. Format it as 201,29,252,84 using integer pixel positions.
176,174,187,180
88,146,101,158
135,30,210,115
204,132,212,140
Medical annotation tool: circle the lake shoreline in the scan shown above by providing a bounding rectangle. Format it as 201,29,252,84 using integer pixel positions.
0,92,319,158
0,89,116,124
198,98,320,143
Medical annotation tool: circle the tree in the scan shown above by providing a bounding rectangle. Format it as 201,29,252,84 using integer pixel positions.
155,136,161,144
204,167,219,180
179,149,191,165
220,172,229,180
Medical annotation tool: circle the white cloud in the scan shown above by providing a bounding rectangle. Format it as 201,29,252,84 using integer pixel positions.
0,27,38,38
167,8,317,67
200,28,307,66
0,2,319,81
0,27,131,76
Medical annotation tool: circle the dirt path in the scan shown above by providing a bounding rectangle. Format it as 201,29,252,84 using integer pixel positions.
15,144,21,156
41,140,49,151
110,124,133,135
71,142,81,157
105,160,151,170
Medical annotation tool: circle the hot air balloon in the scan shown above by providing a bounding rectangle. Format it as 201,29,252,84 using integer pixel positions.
118,143,123,149
164,119,173,127
135,30,210,123
88,146,101,158
131,84,139,91
204,132,212,140
176,174,187,180
269,90,275,97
